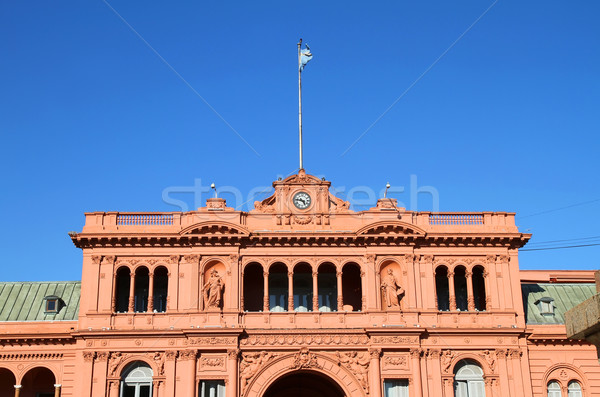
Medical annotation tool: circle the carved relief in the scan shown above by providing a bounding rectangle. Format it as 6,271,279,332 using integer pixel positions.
183,254,200,264
91,255,101,265
482,350,496,372
371,336,419,344
169,255,180,264
240,351,275,393
290,348,321,369
240,333,369,346
165,350,178,361
83,351,96,362
383,354,408,369
329,193,350,212
293,215,313,225
441,350,454,374
108,352,124,376
203,269,224,310
336,351,370,394
179,350,198,361
188,337,237,346
200,356,225,368
153,352,166,376
381,269,404,308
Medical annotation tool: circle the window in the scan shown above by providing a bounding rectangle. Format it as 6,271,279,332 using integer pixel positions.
454,360,485,397
536,297,555,316
44,296,61,314
454,266,468,311
384,379,409,397
243,263,264,312
115,267,131,313
435,266,450,311
318,263,337,312
547,381,561,397
152,266,168,313
134,267,150,312
293,264,312,312
199,380,225,397
568,381,582,397
472,266,486,311
341,262,362,311
269,264,288,312
120,362,153,397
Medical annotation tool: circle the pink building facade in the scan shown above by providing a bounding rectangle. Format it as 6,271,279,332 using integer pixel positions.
0,170,598,397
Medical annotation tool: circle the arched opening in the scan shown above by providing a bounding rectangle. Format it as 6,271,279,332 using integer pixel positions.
342,263,362,311
21,367,55,397
0,368,16,397
454,360,485,397
567,380,582,397
121,361,153,397
472,266,486,311
547,381,561,397
116,267,131,313
318,263,337,312
263,371,345,397
134,267,150,312
454,266,468,311
269,263,288,312
244,263,264,312
435,266,449,311
153,266,168,313
294,263,313,312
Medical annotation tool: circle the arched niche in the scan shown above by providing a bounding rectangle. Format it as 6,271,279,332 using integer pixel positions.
203,260,227,310
379,260,404,310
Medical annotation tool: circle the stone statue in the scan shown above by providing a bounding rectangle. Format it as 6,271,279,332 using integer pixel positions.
204,269,224,309
441,350,454,374
337,351,370,393
108,352,123,376
381,269,404,308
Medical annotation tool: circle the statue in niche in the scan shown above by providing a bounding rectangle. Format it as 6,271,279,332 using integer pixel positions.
204,269,224,309
381,268,404,308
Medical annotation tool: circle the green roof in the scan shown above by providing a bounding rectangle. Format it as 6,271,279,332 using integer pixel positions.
522,283,596,324
0,281,80,322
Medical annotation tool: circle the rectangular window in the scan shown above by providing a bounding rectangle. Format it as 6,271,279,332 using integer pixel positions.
384,379,409,397
199,380,225,397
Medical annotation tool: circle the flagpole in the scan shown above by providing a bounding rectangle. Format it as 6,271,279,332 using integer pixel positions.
298,38,303,171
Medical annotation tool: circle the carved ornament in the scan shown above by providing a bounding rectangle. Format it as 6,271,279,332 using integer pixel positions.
290,348,321,369
240,333,369,347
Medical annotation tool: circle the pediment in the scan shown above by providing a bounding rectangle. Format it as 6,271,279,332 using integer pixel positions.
180,221,250,237
355,221,426,237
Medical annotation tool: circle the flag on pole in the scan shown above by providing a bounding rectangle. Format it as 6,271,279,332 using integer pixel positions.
299,43,313,72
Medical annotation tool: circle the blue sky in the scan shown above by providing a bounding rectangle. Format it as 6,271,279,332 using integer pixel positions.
1,1,598,281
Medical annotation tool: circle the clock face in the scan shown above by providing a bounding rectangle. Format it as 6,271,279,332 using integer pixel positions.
292,191,311,209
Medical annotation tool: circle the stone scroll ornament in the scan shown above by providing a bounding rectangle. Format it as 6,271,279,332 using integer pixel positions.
336,351,370,394
240,351,275,394
204,269,224,309
381,269,405,308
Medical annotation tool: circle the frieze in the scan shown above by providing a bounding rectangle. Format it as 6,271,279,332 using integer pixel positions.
0,353,63,360
240,334,369,346
187,337,237,346
383,354,408,369
200,355,225,368
371,336,419,344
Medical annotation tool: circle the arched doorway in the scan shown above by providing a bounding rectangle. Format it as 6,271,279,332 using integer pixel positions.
21,367,55,397
0,368,16,397
263,371,345,397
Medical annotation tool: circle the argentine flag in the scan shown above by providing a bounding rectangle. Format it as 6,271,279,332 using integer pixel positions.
299,43,312,72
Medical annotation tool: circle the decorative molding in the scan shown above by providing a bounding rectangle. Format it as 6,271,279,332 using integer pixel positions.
290,348,321,369
383,354,408,369
188,337,237,346
91,255,102,265
178,350,198,361
240,334,369,346
371,336,419,344
200,355,225,368
0,353,63,360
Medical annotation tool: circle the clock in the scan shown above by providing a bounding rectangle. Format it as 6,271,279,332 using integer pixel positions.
292,191,311,209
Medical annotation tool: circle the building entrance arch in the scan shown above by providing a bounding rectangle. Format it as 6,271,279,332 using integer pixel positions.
244,350,366,397
263,371,345,397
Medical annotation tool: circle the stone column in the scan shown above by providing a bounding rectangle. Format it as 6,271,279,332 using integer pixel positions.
448,271,456,311
168,255,180,311
240,270,245,312
128,271,136,312
164,351,177,397
107,380,120,397
14,385,21,397
111,272,117,312
496,349,511,396
312,271,319,312
336,270,343,311
177,350,197,396
465,271,475,311
263,271,269,312
152,380,160,397
288,271,294,311
360,269,367,312
82,352,95,395
509,349,524,395
92,352,109,397
483,271,492,310
53,384,61,397
426,349,441,397
410,348,423,397
148,271,155,312
368,348,382,397
227,349,239,397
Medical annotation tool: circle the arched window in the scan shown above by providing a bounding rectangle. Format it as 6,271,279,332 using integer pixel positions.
472,266,486,311
134,267,150,312
21,367,56,397
153,266,168,313
294,263,312,312
115,267,131,313
342,263,362,311
435,266,450,311
121,362,153,397
454,360,485,397
568,381,582,397
0,368,16,397
318,263,337,312
243,263,264,312
454,266,468,311
547,381,561,397
269,263,288,312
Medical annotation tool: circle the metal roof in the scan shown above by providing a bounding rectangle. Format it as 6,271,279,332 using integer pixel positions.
0,281,80,322
522,283,596,324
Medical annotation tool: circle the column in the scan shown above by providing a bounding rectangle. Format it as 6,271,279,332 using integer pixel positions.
128,272,136,312
406,255,417,309
483,271,492,310
427,349,442,397
496,349,511,396
336,270,343,311
368,349,382,397
410,348,423,397
92,352,109,397
263,271,269,312
111,272,117,312
360,269,367,312
148,271,155,312
448,271,456,311
14,385,21,397
152,380,160,397
466,271,475,311
54,384,61,397
288,271,294,311
509,349,524,395
168,255,180,311
227,349,239,397
240,270,245,311
164,351,177,397
312,271,319,312
108,380,120,397
177,350,197,396
82,352,95,395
